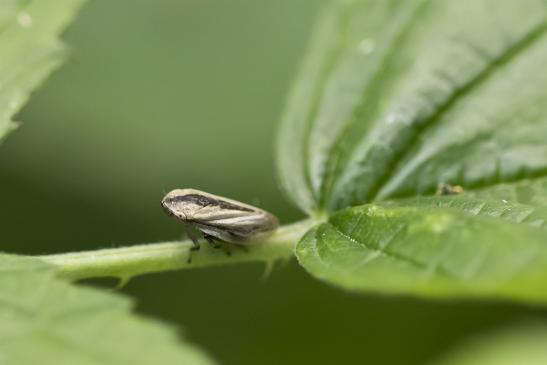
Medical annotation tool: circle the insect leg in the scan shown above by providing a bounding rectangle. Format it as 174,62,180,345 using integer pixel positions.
182,223,201,263
204,235,222,248
203,238,232,256
202,235,233,256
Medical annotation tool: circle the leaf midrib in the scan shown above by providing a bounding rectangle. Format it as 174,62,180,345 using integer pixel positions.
318,0,432,211
368,18,547,202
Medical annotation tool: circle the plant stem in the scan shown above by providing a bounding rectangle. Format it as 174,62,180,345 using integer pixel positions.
38,219,314,282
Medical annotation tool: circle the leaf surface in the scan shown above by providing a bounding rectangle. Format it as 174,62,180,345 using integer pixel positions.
277,0,547,213
469,176,547,207
0,254,216,365
297,198,547,302
0,0,84,142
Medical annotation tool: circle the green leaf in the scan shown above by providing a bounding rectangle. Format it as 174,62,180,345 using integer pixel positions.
0,254,216,365
469,176,547,207
296,199,547,302
386,196,547,230
277,0,547,213
430,323,547,365
0,0,84,142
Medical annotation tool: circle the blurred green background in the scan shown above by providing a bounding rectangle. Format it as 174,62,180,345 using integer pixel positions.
0,0,545,364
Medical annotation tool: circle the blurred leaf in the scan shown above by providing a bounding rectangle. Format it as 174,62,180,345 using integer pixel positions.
0,254,216,365
277,0,547,213
296,199,547,302
0,0,84,142
430,323,547,365
0,1,217,361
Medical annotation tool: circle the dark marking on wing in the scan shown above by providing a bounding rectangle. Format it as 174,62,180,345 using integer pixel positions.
164,194,255,212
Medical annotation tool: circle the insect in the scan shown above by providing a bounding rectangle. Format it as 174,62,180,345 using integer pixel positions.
161,189,279,260
436,183,464,196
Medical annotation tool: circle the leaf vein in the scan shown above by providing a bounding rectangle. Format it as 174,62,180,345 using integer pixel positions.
328,222,458,279
368,19,547,202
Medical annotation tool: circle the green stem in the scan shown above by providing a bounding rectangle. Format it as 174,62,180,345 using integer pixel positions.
38,219,314,282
